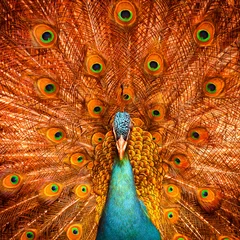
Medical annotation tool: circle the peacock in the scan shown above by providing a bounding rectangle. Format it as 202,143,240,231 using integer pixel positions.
0,0,239,239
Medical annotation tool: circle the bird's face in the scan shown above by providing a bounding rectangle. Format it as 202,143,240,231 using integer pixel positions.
113,112,131,160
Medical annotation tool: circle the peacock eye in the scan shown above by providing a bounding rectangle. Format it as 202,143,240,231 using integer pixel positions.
91,63,103,73
148,61,160,71
51,184,59,193
91,132,105,145
174,158,181,165
10,175,19,185
26,231,35,240
118,10,133,22
77,156,83,163
152,110,160,117
114,1,137,26
197,29,210,42
74,184,91,198
33,24,57,48
41,30,54,43
81,186,87,192
118,84,135,103
37,78,59,98
193,21,215,46
164,208,179,224
87,100,105,118
93,106,102,114
54,131,63,140
2,173,23,189
123,94,131,101
187,127,208,144
196,188,221,213
206,83,216,93
191,131,199,139
148,105,166,121
41,182,63,200
144,53,164,76
44,83,56,93
203,78,225,97
68,153,88,168
45,128,66,143
201,189,209,198
66,224,82,239
86,55,106,77
72,227,79,235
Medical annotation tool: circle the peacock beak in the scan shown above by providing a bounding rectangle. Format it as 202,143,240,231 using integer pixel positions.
116,135,127,160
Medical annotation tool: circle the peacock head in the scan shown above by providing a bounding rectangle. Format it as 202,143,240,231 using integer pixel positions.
113,112,131,160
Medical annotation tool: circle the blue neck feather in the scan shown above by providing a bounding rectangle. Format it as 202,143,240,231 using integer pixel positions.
96,155,161,240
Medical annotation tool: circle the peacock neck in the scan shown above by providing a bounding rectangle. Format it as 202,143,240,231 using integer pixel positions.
96,154,161,240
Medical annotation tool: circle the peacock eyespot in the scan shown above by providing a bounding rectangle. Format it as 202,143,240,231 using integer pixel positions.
193,21,215,46
118,10,133,22
26,231,35,240
148,61,160,71
77,156,83,163
81,186,87,193
41,30,54,44
144,53,164,76
87,100,105,118
164,184,180,199
201,189,209,198
72,227,79,235
197,30,210,42
32,24,57,48
2,173,23,189
91,63,102,73
45,128,66,143
93,106,102,114
196,188,221,212
191,131,200,139
152,110,160,117
51,184,59,193
86,55,106,77
68,153,87,168
203,78,225,97
74,184,91,198
170,154,190,170
206,83,216,93
149,105,166,122
187,127,209,144
37,78,59,98
66,224,82,239
91,132,105,145
174,158,181,165
164,208,179,223
41,182,62,199
114,1,137,26
44,83,56,94
10,175,19,185
123,94,131,101
54,131,63,140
